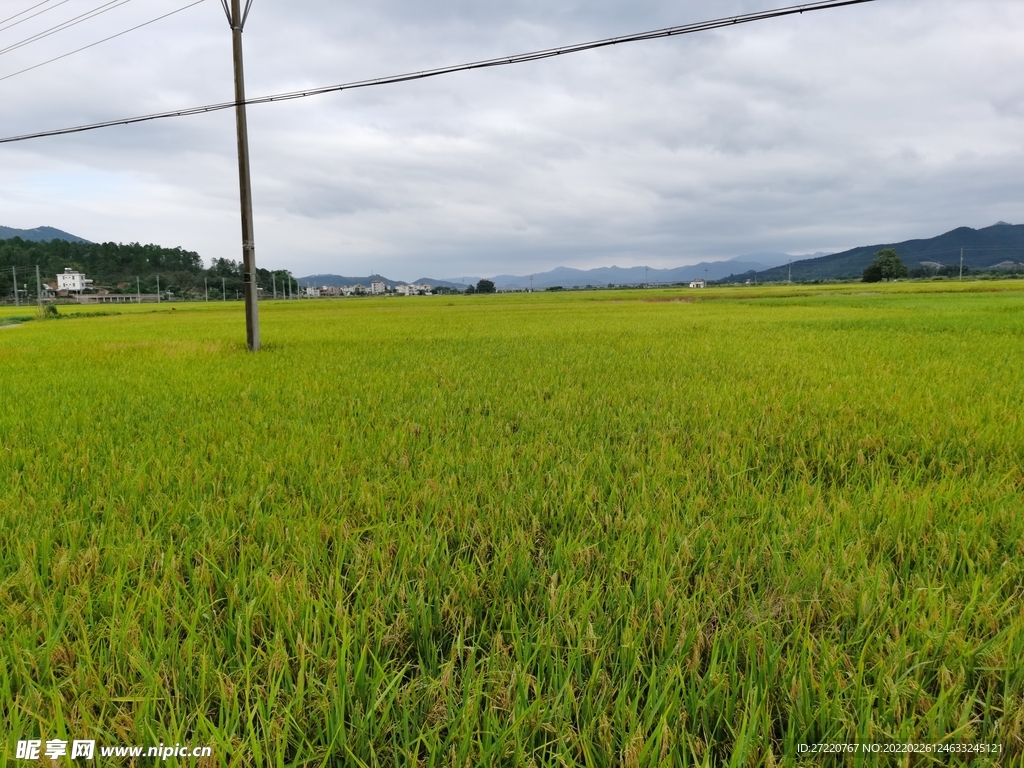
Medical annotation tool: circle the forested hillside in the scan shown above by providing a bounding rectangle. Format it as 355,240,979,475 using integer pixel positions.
0,237,294,300
720,223,1024,283
0,226,89,243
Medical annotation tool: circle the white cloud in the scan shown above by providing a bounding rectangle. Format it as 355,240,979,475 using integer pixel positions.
1,0,1022,280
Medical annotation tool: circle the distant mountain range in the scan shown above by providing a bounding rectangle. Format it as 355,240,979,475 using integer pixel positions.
0,225,90,243
725,223,1024,283
299,253,812,291
470,253,811,290
20,221,1020,288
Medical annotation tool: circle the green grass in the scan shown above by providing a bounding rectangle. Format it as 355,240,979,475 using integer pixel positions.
0,316,34,327
1,285,1022,766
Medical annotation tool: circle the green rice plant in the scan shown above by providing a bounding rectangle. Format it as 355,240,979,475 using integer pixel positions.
1,283,1022,766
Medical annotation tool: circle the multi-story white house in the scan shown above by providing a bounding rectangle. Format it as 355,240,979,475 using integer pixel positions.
370,280,387,295
396,283,433,296
57,268,93,293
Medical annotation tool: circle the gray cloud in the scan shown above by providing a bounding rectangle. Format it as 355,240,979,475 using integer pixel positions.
1,0,1022,280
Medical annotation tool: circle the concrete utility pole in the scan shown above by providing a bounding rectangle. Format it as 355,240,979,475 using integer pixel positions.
220,0,260,350
959,247,964,281
12,266,18,307
788,260,792,284
272,273,276,300
205,278,209,301
156,275,161,303
222,277,226,301
35,265,41,308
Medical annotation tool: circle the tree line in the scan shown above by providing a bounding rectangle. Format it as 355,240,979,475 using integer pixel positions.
0,237,296,301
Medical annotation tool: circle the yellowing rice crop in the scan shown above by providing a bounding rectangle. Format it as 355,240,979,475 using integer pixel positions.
1,283,1022,765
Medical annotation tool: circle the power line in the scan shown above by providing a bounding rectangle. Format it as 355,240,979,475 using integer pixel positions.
0,1,52,27
0,0,136,58
217,0,252,28
0,0,71,34
881,245,1024,259
958,245,1024,251
0,0,205,83
0,0,879,145
0,0,134,57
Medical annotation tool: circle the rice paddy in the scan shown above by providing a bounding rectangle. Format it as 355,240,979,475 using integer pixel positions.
1,282,1022,766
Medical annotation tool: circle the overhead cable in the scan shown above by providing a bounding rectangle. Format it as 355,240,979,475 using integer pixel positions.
0,0,135,57
0,0,879,145
0,0,72,34
0,0,206,83
0,1,54,27
218,0,252,28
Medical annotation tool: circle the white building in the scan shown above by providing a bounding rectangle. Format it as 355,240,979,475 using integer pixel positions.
370,280,387,295
689,279,707,288
57,268,93,293
304,285,321,298
396,282,433,296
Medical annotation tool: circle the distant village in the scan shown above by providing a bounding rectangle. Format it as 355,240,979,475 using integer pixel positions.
31,270,441,304
302,280,432,297
6,222,1023,307
34,268,711,305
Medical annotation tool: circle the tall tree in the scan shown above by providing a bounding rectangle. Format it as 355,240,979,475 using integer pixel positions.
863,249,907,282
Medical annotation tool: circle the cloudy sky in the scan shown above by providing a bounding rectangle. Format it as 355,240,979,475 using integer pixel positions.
1,0,1022,280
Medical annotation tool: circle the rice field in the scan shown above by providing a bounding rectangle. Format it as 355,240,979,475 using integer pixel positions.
1,282,1022,766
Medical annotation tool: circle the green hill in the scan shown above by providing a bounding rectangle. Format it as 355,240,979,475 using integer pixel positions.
720,222,1024,283
0,225,90,243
